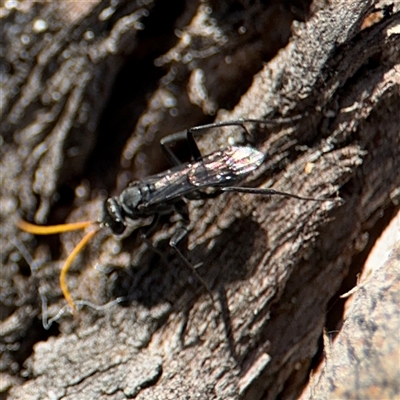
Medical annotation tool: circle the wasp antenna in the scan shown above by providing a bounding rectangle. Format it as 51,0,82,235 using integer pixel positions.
17,219,95,235
59,227,100,314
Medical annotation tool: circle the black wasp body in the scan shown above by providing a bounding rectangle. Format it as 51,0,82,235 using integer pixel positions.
100,119,332,295
103,145,264,236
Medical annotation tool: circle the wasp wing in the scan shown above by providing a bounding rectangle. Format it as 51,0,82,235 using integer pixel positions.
140,164,196,207
143,146,264,206
188,146,264,186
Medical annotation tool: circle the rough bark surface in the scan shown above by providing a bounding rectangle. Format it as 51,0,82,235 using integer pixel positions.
1,0,399,399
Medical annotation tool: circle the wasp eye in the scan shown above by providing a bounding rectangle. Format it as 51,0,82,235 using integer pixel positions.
103,198,126,235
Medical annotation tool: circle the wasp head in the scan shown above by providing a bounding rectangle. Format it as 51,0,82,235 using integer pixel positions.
102,197,126,235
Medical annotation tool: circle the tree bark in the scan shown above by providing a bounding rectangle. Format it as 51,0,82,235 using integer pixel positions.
1,0,399,399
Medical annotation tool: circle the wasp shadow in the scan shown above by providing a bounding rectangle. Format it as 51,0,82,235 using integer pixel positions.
104,214,268,354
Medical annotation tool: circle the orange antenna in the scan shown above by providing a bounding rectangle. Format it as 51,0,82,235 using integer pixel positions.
17,219,94,234
17,218,100,313
59,227,100,313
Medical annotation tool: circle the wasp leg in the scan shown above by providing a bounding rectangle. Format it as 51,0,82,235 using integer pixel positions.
187,115,304,137
160,116,303,166
160,130,188,166
138,207,211,301
139,214,170,263
221,186,341,202
184,188,223,201
186,117,291,144
140,214,161,239
160,128,202,165
168,200,213,300
169,226,214,301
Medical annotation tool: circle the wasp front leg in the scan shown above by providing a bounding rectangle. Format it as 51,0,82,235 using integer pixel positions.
169,200,213,300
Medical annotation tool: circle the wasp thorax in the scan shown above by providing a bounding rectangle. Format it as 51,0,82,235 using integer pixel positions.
119,186,142,213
